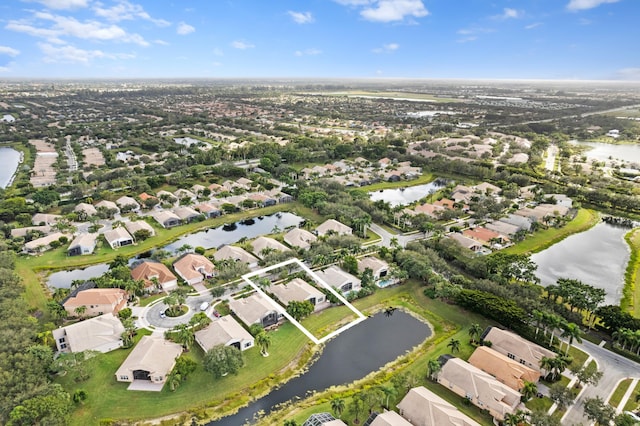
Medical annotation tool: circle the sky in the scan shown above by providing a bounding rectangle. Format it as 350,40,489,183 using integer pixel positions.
0,0,638,81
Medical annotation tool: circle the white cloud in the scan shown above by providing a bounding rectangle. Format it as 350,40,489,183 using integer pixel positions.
360,0,428,22
0,46,21,57
525,22,543,29
567,0,620,11
7,11,150,46
231,40,254,49
288,11,314,24
616,68,640,80
294,48,322,56
93,1,171,27
38,42,134,63
154,39,169,45
176,22,195,35
334,0,372,5
493,8,522,19
372,42,399,53
28,0,89,10
0,66,10,72
212,47,224,56
457,36,477,43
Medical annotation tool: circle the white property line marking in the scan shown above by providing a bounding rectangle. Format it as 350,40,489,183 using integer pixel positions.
241,258,367,345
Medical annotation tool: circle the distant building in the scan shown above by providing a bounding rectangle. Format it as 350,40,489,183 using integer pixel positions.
213,245,259,268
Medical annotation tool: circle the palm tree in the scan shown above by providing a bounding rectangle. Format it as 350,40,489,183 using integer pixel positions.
521,381,538,402
503,410,527,426
378,385,396,409
427,358,441,380
283,420,298,426
551,354,571,381
561,322,582,355
74,305,87,318
173,324,195,351
546,313,562,347
532,309,545,337
468,323,483,344
52,287,70,302
539,356,555,380
330,397,345,418
37,330,54,347
447,338,460,353
256,330,271,357
167,371,182,392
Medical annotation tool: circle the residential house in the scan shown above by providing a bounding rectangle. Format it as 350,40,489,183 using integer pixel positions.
63,288,127,317
208,183,224,194
365,411,412,426
500,214,532,231
302,413,347,426
95,200,120,215
229,293,281,328
475,182,501,196
130,260,178,293
191,184,206,196
463,227,509,247
103,227,134,249
194,315,254,352
484,220,519,237
32,213,62,226
248,193,277,207
24,232,70,254
213,245,259,268
468,346,540,391
414,203,445,218
316,219,352,237
174,188,197,201
437,356,521,422
357,257,389,280
236,177,253,188
173,253,215,285
173,206,201,223
151,210,181,228
251,236,290,259
284,227,317,250
194,202,221,218
481,327,556,372
125,220,155,238
115,335,182,386
450,185,474,203
116,196,141,212
433,198,456,209
74,202,98,218
11,225,52,239
269,278,325,311
397,386,481,426
315,265,361,294
53,313,125,354
67,233,98,256
137,192,157,206
447,233,483,252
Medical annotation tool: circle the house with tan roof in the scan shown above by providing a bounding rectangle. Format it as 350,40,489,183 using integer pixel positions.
125,220,155,238
116,196,140,212
481,327,555,372
151,210,181,228
32,213,62,226
468,346,540,391
95,200,120,215
115,335,182,388
53,313,125,354
437,356,521,422
365,411,412,426
397,386,481,426
194,202,221,218
173,253,215,285
414,203,445,218
63,288,127,318
284,227,317,250
174,188,197,201
130,260,178,292
463,227,509,247
103,227,134,249
173,206,202,223
11,225,52,239
475,182,501,196
484,220,519,237
357,256,389,280
213,245,259,268
24,232,71,254
74,202,98,218
195,315,254,352
316,219,352,237
229,293,281,328
67,233,98,256
156,190,177,203
269,278,325,311
315,265,361,294
251,236,290,259
447,233,483,252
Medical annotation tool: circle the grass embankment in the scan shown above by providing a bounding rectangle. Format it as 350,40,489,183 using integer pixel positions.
622,228,640,317
17,203,317,312
503,209,599,255
609,378,633,408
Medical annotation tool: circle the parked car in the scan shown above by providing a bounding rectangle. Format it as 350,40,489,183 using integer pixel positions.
212,310,220,318
200,302,209,311
160,310,166,319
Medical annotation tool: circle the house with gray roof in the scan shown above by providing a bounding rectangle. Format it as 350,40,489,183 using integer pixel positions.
195,315,254,352
229,293,281,328
67,233,98,256
315,265,361,294
53,313,124,354
103,227,134,249
269,278,325,311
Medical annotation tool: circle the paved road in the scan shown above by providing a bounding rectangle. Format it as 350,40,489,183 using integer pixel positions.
545,144,558,172
562,339,640,425
138,293,216,331
369,223,425,248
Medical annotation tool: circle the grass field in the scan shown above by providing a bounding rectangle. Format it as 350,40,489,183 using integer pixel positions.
503,209,599,255
609,378,633,408
624,381,640,412
623,228,640,317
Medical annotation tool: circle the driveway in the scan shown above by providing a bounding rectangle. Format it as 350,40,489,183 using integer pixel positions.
142,293,216,330
369,223,425,248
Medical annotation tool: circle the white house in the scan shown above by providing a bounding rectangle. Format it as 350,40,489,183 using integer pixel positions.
103,227,134,249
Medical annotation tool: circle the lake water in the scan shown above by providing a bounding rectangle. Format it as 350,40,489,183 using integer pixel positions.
164,212,303,252
47,263,110,289
0,147,21,188
209,310,432,426
571,140,640,164
531,222,631,305
369,181,444,207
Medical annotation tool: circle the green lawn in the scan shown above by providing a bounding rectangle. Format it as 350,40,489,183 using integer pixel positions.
503,209,599,255
624,381,640,412
361,173,435,192
623,228,640,317
567,346,589,368
609,378,633,408
526,395,553,413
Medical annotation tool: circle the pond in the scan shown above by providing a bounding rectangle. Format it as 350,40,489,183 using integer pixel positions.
47,212,304,288
164,212,303,252
369,181,444,207
209,310,431,426
0,147,21,188
531,221,631,305
570,140,640,164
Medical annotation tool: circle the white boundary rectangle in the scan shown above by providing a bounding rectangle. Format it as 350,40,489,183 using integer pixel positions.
241,258,366,344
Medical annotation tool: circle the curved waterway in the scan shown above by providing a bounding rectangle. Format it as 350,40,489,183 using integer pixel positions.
0,147,21,188
209,310,431,426
531,221,631,305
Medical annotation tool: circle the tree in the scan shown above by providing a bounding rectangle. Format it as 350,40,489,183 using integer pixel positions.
348,396,364,424
528,410,561,426
549,383,575,410
561,322,582,355
72,389,87,404
539,356,555,380
174,356,197,381
255,331,271,357
583,396,616,425
330,397,345,418
573,362,603,388
447,338,460,353
378,385,397,409
286,300,314,321
283,420,298,426
521,381,538,402
167,371,182,392
427,358,441,380
468,323,483,344
503,410,527,426
74,305,87,318
173,324,195,351
203,345,244,379
8,383,72,426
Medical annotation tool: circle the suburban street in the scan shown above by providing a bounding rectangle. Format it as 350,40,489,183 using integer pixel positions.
369,223,425,248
